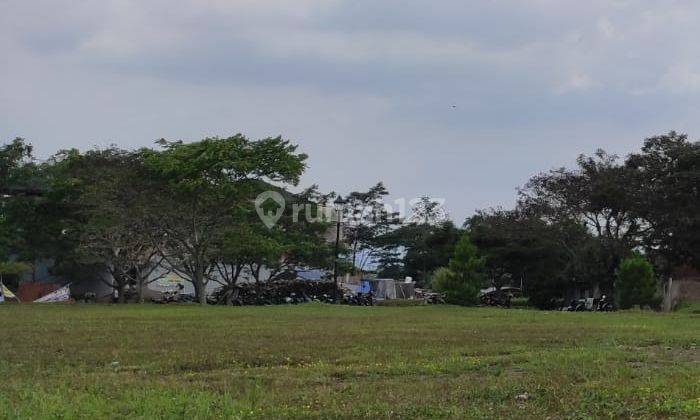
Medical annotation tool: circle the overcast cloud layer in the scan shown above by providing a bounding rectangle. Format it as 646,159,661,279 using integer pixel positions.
3,1,700,222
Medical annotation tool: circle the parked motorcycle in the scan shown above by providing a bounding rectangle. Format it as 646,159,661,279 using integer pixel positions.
596,295,615,312
152,285,196,304
563,296,615,312
342,292,374,306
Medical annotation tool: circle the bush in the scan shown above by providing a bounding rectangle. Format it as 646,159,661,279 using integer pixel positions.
615,254,658,309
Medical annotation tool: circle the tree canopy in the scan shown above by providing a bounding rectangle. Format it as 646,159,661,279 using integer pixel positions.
0,131,696,307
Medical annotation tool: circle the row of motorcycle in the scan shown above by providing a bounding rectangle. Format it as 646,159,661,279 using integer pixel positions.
562,295,615,312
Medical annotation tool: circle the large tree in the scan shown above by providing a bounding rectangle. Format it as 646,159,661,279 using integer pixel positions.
519,150,640,291
375,198,458,285
260,188,332,275
625,132,700,272
468,208,588,308
340,182,400,275
0,138,79,283
377,220,461,285
0,139,36,263
140,135,307,304
59,147,166,302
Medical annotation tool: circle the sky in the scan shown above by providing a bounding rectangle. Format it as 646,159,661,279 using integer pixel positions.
3,1,700,223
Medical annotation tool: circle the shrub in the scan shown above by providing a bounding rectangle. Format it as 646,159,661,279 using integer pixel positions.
615,254,658,309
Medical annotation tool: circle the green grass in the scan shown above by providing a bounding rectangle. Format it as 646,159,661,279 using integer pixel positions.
0,304,698,419
676,301,700,314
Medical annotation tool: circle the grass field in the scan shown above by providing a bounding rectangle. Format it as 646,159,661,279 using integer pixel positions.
0,304,698,419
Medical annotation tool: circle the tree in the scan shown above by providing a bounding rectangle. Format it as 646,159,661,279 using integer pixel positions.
407,196,448,225
404,197,452,284
468,206,607,309
210,185,333,304
213,222,266,304
625,132,700,272
432,233,484,305
377,220,461,285
141,135,307,304
0,138,43,196
519,150,641,292
0,138,78,283
59,147,168,303
0,139,35,264
615,254,658,309
250,187,333,282
341,183,400,275
374,197,457,284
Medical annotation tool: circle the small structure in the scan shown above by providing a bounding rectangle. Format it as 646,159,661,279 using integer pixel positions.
395,281,415,299
366,278,416,300
369,279,396,299
663,266,700,310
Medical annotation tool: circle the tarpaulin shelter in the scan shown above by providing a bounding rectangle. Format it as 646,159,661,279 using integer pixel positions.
369,279,396,299
343,280,372,294
0,282,20,302
34,284,71,303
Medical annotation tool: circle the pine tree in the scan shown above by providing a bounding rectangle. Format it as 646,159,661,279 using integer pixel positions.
432,233,485,305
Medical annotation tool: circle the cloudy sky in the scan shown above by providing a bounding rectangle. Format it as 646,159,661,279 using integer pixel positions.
3,1,700,222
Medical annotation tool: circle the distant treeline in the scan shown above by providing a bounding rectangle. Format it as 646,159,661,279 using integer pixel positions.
0,132,698,308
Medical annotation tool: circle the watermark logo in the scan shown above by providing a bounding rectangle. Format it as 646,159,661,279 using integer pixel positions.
255,191,286,229
254,190,447,228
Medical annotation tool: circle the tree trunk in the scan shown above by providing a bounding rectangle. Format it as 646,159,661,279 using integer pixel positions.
352,242,358,275
193,267,207,305
117,281,127,304
224,265,241,306
137,277,144,304
253,264,262,304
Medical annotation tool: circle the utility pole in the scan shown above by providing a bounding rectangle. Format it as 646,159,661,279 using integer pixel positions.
332,196,345,301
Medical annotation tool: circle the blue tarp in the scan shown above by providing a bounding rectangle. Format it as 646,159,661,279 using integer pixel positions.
345,280,371,294
358,280,371,294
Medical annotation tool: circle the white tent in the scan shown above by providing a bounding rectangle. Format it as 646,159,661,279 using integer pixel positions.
0,282,19,302
34,284,71,303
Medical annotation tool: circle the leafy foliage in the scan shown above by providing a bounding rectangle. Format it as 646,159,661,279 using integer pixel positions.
0,130,696,308
626,132,700,271
139,135,309,303
341,182,400,274
432,233,484,305
468,209,576,308
615,254,659,309
375,198,458,285
58,147,163,302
